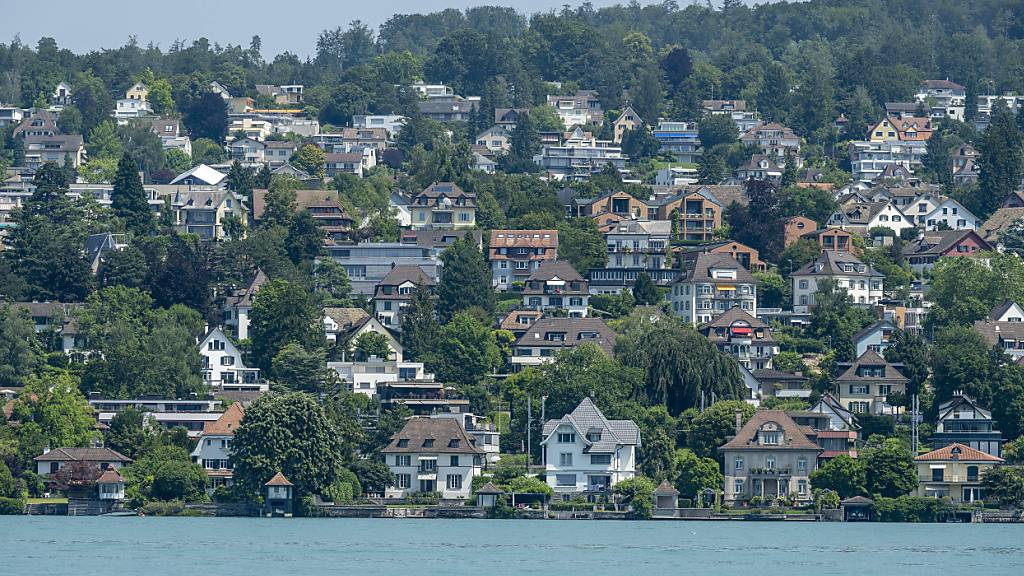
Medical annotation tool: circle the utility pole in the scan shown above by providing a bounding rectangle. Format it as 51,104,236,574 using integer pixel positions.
526,396,532,472
911,393,919,454
541,396,548,471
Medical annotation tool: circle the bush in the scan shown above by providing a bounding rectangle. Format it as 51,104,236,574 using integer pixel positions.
613,476,656,519
873,496,954,522
406,491,441,505
139,500,189,516
0,496,25,515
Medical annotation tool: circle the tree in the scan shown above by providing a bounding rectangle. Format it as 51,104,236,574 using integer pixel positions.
754,270,787,309
400,284,440,362
499,110,539,171
191,138,226,166
975,100,1023,219
427,312,500,386
231,392,345,499
285,211,325,265
631,272,661,305
105,406,150,460
557,218,606,275
183,91,228,143
698,114,739,150
348,459,394,495
809,455,866,499
697,151,728,184
884,331,929,396
436,236,494,322
148,78,175,115
660,45,693,89
981,466,1024,509
925,252,1024,330
87,120,123,161
686,401,755,460
261,175,300,228
0,304,42,387
123,444,206,504
11,372,96,450
225,161,255,196
807,279,876,361
271,343,330,393
863,438,916,498
731,179,785,262
630,64,664,124
780,185,837,225
613,476,656,519
249,279,324,372
674,448,723,500
111,152,153,237
291,144,326,180
118,120,166,180
165,148,192,174
621,126,660,159
312,259,352,306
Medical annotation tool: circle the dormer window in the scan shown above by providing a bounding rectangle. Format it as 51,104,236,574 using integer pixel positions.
586,432,601,442
761,432,781,445
423,439,434,448
448,439,460,448
397,439,409,448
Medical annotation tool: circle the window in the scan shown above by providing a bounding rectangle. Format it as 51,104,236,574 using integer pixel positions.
761,432,780,445
559,453,573,466
397,439,409,448
967,465,979,481
735,457,744,470
450,456,460,467
395,455,411,466
396,474,411,488
766,457,776,469
798,480,807,495
419,459,436,472
734,479,744,494
220,356,235,366
423,439,434,448
447,474,463,489
556,474,576,487
557,433,575,443
586,432,602,442
590,454,611,465
931,468,944,482
849,385,870,395
850,401,871,414
797,457,807,471
208,340,225,351
448,439,460,449
879,385,892,396
798,280,808,290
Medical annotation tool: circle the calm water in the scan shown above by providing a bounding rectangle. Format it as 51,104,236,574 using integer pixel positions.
3,516,1024,575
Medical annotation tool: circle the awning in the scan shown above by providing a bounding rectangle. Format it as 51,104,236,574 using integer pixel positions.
730,327,753,335
717,285,736,291
418,456,438,461
929,464,946,469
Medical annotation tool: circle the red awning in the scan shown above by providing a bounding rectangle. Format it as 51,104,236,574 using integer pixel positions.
730,327,753,335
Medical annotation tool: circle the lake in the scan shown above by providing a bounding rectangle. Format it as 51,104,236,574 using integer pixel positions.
4,517,1024,575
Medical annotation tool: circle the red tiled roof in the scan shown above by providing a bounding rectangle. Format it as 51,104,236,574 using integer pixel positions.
265,472,294,486
203,402,244,436
914,443,1004,463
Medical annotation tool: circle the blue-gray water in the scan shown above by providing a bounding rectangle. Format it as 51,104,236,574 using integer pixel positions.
4,517,1024,575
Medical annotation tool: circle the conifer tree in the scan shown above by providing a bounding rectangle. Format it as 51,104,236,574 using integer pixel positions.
112,152,153,238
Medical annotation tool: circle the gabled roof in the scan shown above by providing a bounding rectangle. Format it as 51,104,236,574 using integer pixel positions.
323,307,370,330
937,393,992,422
751,369,807,382
852,320,898,344
382,417,484,455
203,402,245,436
476,481,504,495
499,309,543,332
524,260,584,283
988,301,1021,321
34,447,133,463
700,306,768,330
914,443,1003,463
169,164,226,186
225,269,268,309
541,397,640,452
674,252,758,285
793,251,884,278
719,410,821,451
902,230,990,258
514,317,616,356
96,467,124,484
653,479,679,495
836,350,908,384
265,472,294,486
378,265,435,288
980,207,1024,241
922,79,965,91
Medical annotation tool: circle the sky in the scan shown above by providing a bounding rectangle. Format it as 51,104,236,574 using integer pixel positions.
5,0,684,59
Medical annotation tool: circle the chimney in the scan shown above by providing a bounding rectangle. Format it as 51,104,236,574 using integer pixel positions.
734,409,743,436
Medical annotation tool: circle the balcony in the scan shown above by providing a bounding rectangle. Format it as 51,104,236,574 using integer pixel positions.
749,467,791,477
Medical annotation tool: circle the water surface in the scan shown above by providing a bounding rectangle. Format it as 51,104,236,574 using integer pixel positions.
4,516,1023,575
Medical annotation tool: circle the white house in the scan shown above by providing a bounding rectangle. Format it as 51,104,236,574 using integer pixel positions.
323,307,402,361
475,125,512,155
198,327,266,391
924,198,979,231
190,402,244,494
381,417,484,499
791,251,884,313
541,398,640,497
521,260,589,317
828,200,913,236
34,447,132,476
221,269,267,340
372,265,435,331
852,319,899,357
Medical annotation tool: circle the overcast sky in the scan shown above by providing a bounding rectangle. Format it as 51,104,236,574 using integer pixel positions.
5,0,688,59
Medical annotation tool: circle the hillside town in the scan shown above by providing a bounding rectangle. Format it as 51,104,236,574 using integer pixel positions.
4,1,1024,523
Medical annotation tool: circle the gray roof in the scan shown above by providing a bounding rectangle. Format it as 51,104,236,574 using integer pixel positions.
524,260,584,283
937,393,992,421
792,251,884,278
382,417,484,455
514,317,616,356
836,350,908,384
34,447,132,463
542,397,640,453
674,252,758,285
851,320,898,344
902,230,991,258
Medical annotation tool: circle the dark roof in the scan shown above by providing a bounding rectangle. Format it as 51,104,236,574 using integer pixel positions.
524,260,584,283
937,393,992,422
974,319,1024,346
382,417,484,455
225,269,268,309
902,230,990,258
653,479,679,495
793,251,883,278
752,369,808,382
34,447,133,463
376,265,435,299
836,350,908,384
922,79,965,91
719,410,821,451
413,182,477,207
851,320,898,344
541,397,640,452
980,207,1024,241
476,481,504,495
514,317,616,356
674,252,758,285
700,306,768,330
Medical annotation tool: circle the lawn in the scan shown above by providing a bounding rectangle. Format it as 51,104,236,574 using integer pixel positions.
27,497,68,504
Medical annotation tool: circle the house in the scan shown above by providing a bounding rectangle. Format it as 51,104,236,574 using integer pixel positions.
96,467,126,504
475,125,512,155
221,269,267,340
546,90,603,127
488,229,559,290
914,79,966,121
256,84,303,105
670,252,759,324
382,417,484,499
416,94,479,123
352,114,407,137
84,232,128,274
324,308,401,359
52,81,73,108
228,137,266,164
678,240,767,273
199,327,265,391
827,200,912,236
498,309,543,338
852,320,899,357
848,140,927,182
34,447,132,476
325,241,445,297
169,164,227,187
932,393,1003,458
738,122,801,164
9,301,84,354
521,261,589,317
913,444,1003,504
13,110,57,137
473,152,497,174
835,350,908,415
788,393,860,461
869,116,933,143
494,108,529,128
409,182,477,230
533,140,627,181
784,216,817,247
23,134,85,169
753,369,810,400
699,307,778,370
541,398,640,497
227,118,273,141
264,472,295,517
251,188,355,243
652,120,701,163
612,106,642,143
654,186,726,243
973,301,1024,360
113,98,153,123
0,105,24,127
156,189,247,240
720,410,821,505
91,397,225,437
734,154,783,182
511,317,616,371
324,151,365,178
791,251,884,313
702,99,760,132
373,265,435,330
589,219,674,294
980,207,1024,246
190,402,245,493
323,127,389,151
125,82,148,101
572,190,652,221
924,198,979,231
801,228,854,253
902,230,991,273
